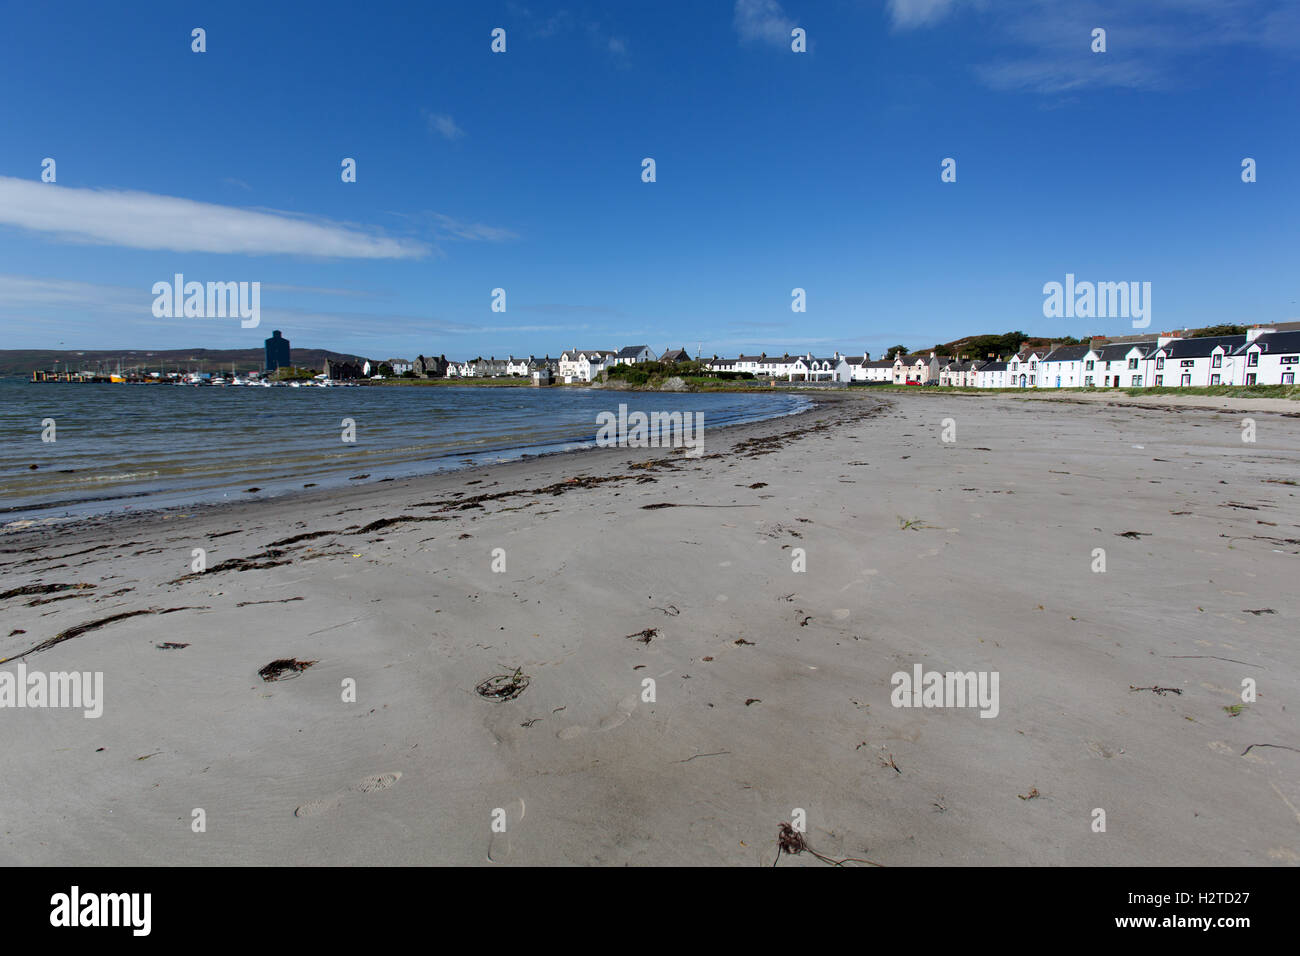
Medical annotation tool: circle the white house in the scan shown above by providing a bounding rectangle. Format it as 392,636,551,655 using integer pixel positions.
861,358,895,382
612,345,656,366
730,354,766,376
789,353,843,382
1233,329,1300,385
974,360,1009,389
840,353,874,382
558,349,618,383
1036,345,1091,388
1006,349,1047,388
1148,335,1246,387
1084,341,1156,388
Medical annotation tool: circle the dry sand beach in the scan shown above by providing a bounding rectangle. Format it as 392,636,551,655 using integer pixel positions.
1,391,1297,866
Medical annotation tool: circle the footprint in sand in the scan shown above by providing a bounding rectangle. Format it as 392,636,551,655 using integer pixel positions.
487,797,526,863
557,693,640,740
294,771,402,818
1086,740,1122,758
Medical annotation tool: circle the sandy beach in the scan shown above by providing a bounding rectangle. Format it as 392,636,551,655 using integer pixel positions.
1,391,1297,866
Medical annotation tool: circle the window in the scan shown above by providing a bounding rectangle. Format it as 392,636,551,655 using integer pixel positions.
1181,360,1195,368
1155,375,1163,386
1210,374,1221,385
1128,358,1138,369
1084,376,1093,386
1156,357,1165,370
1248,352,1259,367
1282,356,1299,365
1247,373,1257,385
1212,354,1222,368
1085,360,1094,370
1132,375,1142,386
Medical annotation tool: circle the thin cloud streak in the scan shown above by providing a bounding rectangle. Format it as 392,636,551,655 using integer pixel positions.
0,177,428,259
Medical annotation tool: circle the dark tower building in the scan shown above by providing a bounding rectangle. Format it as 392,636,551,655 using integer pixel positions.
265,330,290,372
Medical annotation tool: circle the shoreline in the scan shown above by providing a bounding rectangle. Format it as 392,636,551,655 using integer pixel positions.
2,391,1297,866
0,388,829,535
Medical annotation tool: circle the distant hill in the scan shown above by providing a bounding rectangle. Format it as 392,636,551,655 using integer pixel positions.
0,347,374,378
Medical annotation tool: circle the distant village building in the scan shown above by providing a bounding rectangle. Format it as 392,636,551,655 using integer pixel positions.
892,352,941,385
558,349,618,383
938,357,984,387
264,330,291,372
458,356,510,378
349,325,1296,392
789,353,842,382
323,358,363,380
1233,329,1300,386
414,354,450,378
613,345,656,365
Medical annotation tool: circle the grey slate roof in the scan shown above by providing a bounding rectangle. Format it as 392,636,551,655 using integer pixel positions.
1093,341,1155,360
1236,331,1300,355
1161,335,1246,358
1042,345,1092,361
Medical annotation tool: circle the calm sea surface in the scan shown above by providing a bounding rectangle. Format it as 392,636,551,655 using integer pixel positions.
0,380,809,526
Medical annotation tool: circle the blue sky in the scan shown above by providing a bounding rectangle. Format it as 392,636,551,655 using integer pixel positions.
1,0,1297,361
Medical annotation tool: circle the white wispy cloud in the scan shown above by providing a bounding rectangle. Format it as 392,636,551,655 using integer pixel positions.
0,274,145,312
424,111,466,141
734,0,796,46
509,4,630,59
887,0,1300,93
0,178,428,259
887,0,974,30
429,213,518,242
